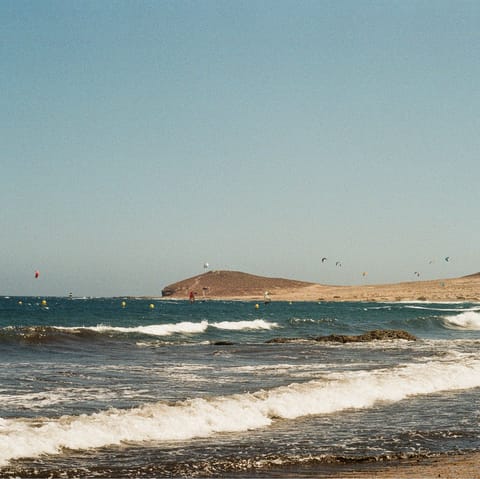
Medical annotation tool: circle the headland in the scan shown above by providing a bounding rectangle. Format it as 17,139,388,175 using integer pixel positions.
161,270,480,302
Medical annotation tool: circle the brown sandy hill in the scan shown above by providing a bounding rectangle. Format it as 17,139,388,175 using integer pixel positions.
161,270,480,302
461,272,480,279
161,270,314,299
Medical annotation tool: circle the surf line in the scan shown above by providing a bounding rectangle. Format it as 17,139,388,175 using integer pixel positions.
1,356,480,466
53,319,279,337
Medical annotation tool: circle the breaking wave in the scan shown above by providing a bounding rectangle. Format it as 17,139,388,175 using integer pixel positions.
63,321,210,337
0,320,280,344
1,353,479,466
442,311,480,330
61,319,279,336
211,319,278,330
406,305,480,312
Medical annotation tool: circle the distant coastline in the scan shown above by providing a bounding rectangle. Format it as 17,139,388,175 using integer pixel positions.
160,270,480,302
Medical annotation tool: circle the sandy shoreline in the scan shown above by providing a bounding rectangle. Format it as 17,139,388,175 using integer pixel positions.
237,452,480,478
320,452,480,478
245,452,480,478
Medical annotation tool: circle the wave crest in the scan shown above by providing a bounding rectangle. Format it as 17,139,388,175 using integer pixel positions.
211,319,278,331
79,321,209,336
442,311,480,330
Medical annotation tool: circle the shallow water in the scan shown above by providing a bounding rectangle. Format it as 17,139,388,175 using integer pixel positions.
1,297,479,477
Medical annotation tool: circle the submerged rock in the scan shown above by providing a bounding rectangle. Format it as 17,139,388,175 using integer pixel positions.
265,337,302,344
313,329,417,343
266,329,416,344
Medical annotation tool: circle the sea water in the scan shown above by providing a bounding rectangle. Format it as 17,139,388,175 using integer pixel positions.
0,297,479,477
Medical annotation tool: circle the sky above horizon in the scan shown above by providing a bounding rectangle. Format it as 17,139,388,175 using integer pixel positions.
2,0,479,297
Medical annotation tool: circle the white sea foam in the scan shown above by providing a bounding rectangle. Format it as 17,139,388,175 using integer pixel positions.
211,319,278,330
56,319,276,336
231,363,329,378
57,321,209,337
0,387,147,410
0,389,76,408
1,354,480,466
390,301,472,307
406,305,480,312
442,311,480,330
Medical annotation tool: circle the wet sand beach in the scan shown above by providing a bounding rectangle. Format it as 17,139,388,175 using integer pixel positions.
332,452,480,478
239,452,480,478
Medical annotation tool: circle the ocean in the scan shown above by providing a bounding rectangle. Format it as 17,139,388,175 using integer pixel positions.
1,297,479,477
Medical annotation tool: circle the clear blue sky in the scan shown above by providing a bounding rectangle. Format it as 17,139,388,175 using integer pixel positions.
2,0,479,296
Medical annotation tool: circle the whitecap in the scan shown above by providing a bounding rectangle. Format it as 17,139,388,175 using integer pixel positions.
442,311,480,330
406,305,480,312
211,319,278,330
55,321,209,337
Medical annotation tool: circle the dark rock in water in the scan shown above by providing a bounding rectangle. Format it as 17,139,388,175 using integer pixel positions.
265,337,302,344
212,341,235,346
266,330,416,344
314,329,416,343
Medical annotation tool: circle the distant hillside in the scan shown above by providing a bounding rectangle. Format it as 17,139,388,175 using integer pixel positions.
462,272,480,279
161,270,314,299
160,270,480,302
